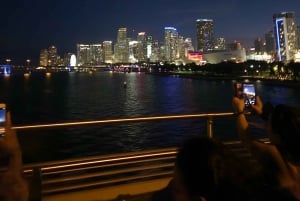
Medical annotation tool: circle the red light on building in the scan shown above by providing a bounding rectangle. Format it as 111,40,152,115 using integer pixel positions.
188,51,203,61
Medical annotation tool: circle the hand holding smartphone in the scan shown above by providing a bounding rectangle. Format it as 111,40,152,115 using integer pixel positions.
233,82,256,110
242,83,256,109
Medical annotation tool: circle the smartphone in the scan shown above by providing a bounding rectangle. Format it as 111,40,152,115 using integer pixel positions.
242,83,256,108
0,103,6,137
233,82,243,99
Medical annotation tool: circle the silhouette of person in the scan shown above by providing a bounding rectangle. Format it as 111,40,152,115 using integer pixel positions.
232,95,300,200
151,136,259,201
0,112,29,201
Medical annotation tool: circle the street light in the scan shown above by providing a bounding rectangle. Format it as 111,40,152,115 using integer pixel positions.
6,59,11,64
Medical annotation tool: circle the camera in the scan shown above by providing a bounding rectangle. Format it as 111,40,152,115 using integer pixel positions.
0,103,6,137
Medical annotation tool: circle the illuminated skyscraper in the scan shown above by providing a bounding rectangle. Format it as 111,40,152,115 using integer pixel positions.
48,46,58,66
273,12,297,62
77,44,103,66
103,41,113,64
196,19,214,52
146,35,153,60
39,49,48,67
164,27,178,62
114,28,129,63
137,32,147,62
77,44,90,66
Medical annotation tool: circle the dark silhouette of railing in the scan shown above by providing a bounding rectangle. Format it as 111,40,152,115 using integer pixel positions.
1,112,267,201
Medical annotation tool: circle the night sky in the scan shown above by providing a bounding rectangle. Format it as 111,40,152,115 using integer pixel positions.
1,0,300,65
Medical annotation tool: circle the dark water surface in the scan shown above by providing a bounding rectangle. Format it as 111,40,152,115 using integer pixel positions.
0,71,299,163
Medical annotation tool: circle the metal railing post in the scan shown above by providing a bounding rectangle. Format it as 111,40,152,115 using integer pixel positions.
29,167,42,201
207,116,213,138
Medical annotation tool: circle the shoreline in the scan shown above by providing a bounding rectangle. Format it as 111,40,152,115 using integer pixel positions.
146,72,300,87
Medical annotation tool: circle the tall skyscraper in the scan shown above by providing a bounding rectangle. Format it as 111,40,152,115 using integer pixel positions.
39,49,48,67
103,41,113,64
137,32,147,62
273,12,297,62
77,44,90,66
146,35,153,60
265,30,276,55
76,44,103,66
114,28,129,63
48,46,58,66
164,27,178,62
196,19,214,52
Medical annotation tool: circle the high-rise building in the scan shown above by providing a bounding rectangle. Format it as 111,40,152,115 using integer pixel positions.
114,28,129,63
273,12,297,62
137,32,147,62
265,30,276,55
146,35,153,60
196,19,214,52
182,38,194,58
77,44,90,66
150,40,160,62
164,27,178,63
103,41,113,64
90,44,103,65
76,44,103,66
48,46,58,66
39,49,48,67
129,40,138,63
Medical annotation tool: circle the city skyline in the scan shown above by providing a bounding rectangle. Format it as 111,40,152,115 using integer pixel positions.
1,0,300,65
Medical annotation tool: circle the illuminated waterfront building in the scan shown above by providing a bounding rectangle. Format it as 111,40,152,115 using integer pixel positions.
48,46,58,66
177,35,185,60
90,44,103,65
273,12,297,62
76,44,103,66
149,40,160,62
39,49,48,67
164,27,178,63
103,41,113,64
77,44,90,66
183,38,194,58
137,32,147,62
146,35,153,61
196,19,214,52
63,53,75,66
129,40,138,63
114,28,129,63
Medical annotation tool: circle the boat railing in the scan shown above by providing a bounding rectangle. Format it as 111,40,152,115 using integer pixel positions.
1,112,267,201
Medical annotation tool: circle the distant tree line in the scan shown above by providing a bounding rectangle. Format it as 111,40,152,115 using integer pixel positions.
148,60,300,81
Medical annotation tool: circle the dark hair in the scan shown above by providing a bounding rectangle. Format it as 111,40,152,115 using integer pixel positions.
271,104,300,164
175,136,258,201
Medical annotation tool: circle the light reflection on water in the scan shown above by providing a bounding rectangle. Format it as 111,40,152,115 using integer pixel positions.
0,72,300,163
